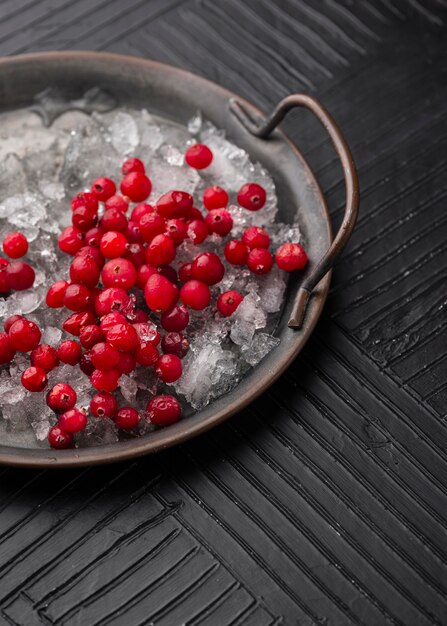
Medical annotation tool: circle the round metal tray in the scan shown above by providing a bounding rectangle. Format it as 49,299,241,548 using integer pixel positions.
0,52,358,467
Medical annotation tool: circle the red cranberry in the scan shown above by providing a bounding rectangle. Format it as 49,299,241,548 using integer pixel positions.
145,233,176,267
6,261,35,291
91,342,120,370
102,258,137,291
191,252,224,285
95,287,131,317
48,425,73,449
136,264,155,289
155,354,182,383
217,290,244,317
180,280,210,310
69,255,100,287
139,213,166,243
147,395,181,426
133,322,160,345
62,311,96,336
187,219,208,245
104,323,139,353
4,314,25,333
160,304,189,332
205,209,233,237
91,369,120,392
71,205,97,232
57,340,82,365
85,226,104,248
71,191,98,212
224,240,248,265
117,351,137,374
30,344,59,372
80,351,95,376
91,177,116,201
122,157,145,176
100,231,128,258
131,202,155,223
185,144,213,169
75,246,105,269
161,332,189,358
63,283,92,312
100,311,127,331
9,318,41,352
124,221,144,244
145,274,177,313
115,407,140,430
275,243,308,271
120,172,152,202
156,190,193,219
136,341,160,366
242,226,270,249
178,263,193,283
100,208,128,233
237,182,266,211
3,231,28,258
79,324,104,349
165,219,187,246
189,207,204,221
47,383,77,413
130,309,149,323
90,391,118,418
124,242,145,267
247,248,273,274
203,185,229,210
58,226,85,255
0,258,10,293
0,332,16,364
157,265,178,284
58,408,87,433
105,194,129,213
21,366,47,392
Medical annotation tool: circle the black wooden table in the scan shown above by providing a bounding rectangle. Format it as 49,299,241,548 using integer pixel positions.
0,1,446,624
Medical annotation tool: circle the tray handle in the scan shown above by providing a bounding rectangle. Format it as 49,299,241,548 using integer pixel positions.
229,95,359,329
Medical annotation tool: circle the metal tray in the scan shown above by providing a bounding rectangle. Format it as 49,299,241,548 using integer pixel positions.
0,52,358,467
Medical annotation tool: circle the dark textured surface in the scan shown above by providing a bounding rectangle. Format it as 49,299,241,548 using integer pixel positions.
0,1,446,624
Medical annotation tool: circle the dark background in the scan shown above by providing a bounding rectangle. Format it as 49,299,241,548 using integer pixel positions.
1,1,447,624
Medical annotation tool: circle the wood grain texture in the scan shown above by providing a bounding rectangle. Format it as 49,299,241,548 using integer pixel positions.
0,1,446,624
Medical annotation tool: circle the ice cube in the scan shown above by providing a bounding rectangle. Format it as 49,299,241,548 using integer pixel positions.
187,111,202,135
241,333,280,366
109,111,139,155
0,371,26,404
148,156,199,198
258,266,287,313
120,374,138,404
41,326,62,346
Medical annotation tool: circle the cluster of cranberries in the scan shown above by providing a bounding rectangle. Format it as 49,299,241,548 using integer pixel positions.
0,231,35,293
0,144,308,450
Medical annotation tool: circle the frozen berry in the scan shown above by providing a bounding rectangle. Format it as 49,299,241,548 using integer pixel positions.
125,221,144,244
120,172,152,202
72,205,98,232
100,311,127,331
185,144,213,169
105,194,129,213
100,208,128,233
187,219,208,245
178,263,193,283
237,182,266,211
136,342,159,366
145,234,176,267
130,309,149,324
161,332,189,358
242,226,270,249
136,264,156,289
224,240,248,266
180,280,210,310
203,185,228,210
70,255,100,287
145,274,177,313
100,231,128,258
71,191,98,212
47,383,77,413
9,318,41,352
79,324,104,349
117,351,137,374
191,252,224,285
6,261,35,291
91,342,120,370
165,219,187,246
155,354,182,382
275,243,308,271
90,392,118,418
205,209,233,236
91,368,120,392
63,283,92,312
114,407,140,430
46,280,69,307
189,207,204,221
58,408,87,433
122,157,145,176
3,231,28,258
85,226,104,248
58,226,85,255
79,351,95,376
131,202,155,223
124,243,145,268
139,213,166,243
57,340,82,365
48,425,73,449
104,323,139,353
147,395,181,426
95,287,131,317
160,304,189,332
76,245,105,269
102,258,137,290
0,258,9,293
21,366,47,392
0,332,16,364
30,344,59,372
156,190,193,219
4,314,25,333
217,290,244,317
63,311,96,336
247,248,273,274
91,177,116,201
157,265,178,284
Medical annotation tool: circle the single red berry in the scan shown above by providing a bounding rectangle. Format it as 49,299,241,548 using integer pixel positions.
217,290,244,317
6,261,35,291
58,408,87,433
91,368,120,392
237,182,266,211
100,311,127,331
247,248,273,274
191,252,225,285
189,207,204,221
100,208,128,233
139,213,166,243
147,395,181,426
145,234,176,267
125,221,144,244
180,280,210,310
178,263,193,283
160,304,189,332
62,311,96,336
0,258,10,293
185,144,213,169
45,280,68,308
4,314,25,333
104,323,139,352
122,157,145,176
131,202,155,223
3,231,28,258
187,219,208,245
105,194,129,213
120,172,152,202
9,318,41,352
117,351,137,374
79,324,104,349
63,283,92,312
85,226,104,248
30,344,59,372
124,242,145,267
161,332,189,358
46,383,77,413
71,205,98,232
224,240,248,265
90,391,118,418
165,219,187,246
242,226,270,249
69,255,100,287
157,265,178,285
136,342,160,366
275,243,308,271
57,340,82,365
91,177,116,201
205,209,233,237
21,366,47,392
58,226,85,255
0,332,16,364
203,185,229,210
48,425,73,449
95,287,131,317
156,191,193,220
132,322,160,346
71,191,98,212
135,264,156,289
130,309,149,324
102,258,137,291
115,407,140,430
75,245,105,269
79,351,95,376
144,274,177,313
91,342,120,370
155,354,182,383
100,231,128,259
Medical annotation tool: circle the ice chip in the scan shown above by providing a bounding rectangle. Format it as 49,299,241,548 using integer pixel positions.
41,326,62,346
109,111,139,155
241,333,280,366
